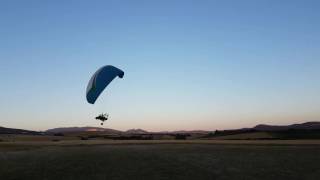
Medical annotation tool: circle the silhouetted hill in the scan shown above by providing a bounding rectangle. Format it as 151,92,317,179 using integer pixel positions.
0,126,41,135
125,129,149,134
44,127,210,136
210,122,320,140
171,130,210,134
253,122,320,131
46,127,122,134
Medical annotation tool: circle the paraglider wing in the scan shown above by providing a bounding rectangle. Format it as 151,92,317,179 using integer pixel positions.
86,65,124,104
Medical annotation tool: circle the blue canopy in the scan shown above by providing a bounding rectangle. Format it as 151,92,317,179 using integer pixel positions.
86,65,124,104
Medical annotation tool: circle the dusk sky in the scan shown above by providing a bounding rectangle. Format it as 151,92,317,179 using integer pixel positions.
1,0,320,131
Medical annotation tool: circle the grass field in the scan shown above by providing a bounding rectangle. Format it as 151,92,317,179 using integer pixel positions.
1,140,320,180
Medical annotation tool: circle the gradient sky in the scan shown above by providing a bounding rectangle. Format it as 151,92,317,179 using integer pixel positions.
1,0,320,131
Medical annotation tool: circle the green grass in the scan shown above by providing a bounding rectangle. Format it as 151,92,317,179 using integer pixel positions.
1,142,320,180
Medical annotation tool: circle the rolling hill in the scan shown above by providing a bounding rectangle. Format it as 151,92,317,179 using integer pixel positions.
0,126,41,135
46,127,122,135
253,122,320,131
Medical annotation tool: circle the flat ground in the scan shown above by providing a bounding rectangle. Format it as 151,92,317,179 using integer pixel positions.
1,140,320,180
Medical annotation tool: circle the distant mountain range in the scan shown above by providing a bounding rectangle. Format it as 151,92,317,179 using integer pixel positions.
45,127,210,135
46,127,122,134
1,121,320,135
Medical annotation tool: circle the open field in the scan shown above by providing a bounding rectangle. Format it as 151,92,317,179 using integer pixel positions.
1,140,320,180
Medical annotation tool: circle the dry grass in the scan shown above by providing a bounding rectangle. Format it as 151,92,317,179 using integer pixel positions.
1,139,320,152
0,141,319,180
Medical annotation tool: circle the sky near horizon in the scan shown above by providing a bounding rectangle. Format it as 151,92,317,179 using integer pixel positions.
0,0,320,131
